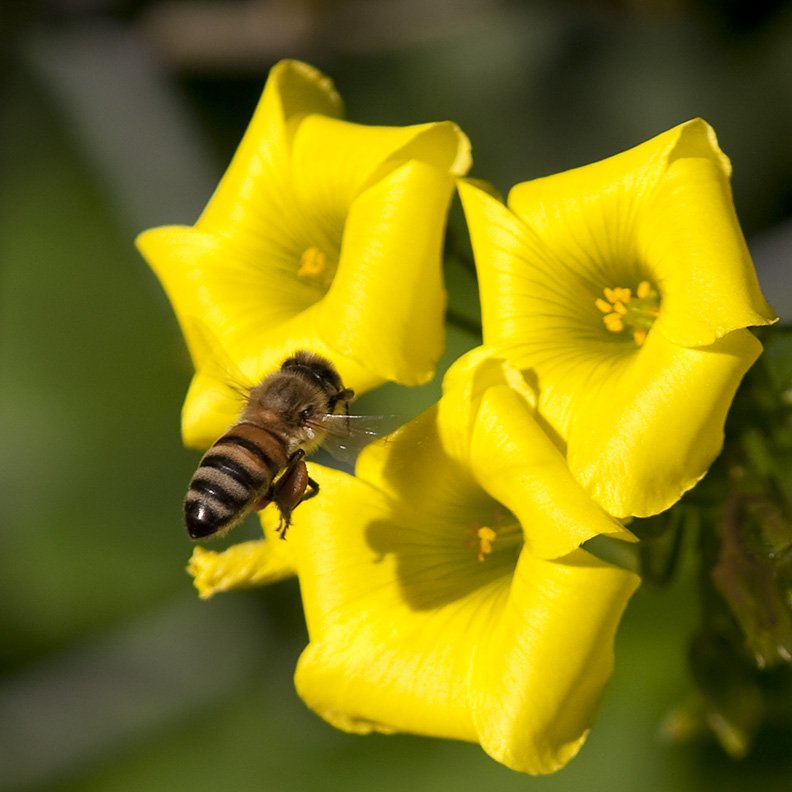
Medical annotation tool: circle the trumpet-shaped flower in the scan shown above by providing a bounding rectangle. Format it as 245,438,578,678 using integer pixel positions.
458,119,776,518
137,59,471,448
194,356,640,773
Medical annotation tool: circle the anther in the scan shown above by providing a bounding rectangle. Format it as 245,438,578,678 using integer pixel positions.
298,247,328,279
596,279,660,346
477,526,497,562
595,298,612,314
297,247,337,290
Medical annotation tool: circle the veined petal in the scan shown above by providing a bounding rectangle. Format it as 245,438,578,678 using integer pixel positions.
504,119,775,347
294,465,516,634
318,160,455,384
565,327,763,517
457,178,587,351
355,405,502,536
197,60,343,235
136,226,313,348
291,465,639,770
136,222,383,448
469,548,640,774
293,465,513,742
458,121,774,519
140,60,469,436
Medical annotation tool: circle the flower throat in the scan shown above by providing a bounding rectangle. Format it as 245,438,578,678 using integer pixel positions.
595,280,660,347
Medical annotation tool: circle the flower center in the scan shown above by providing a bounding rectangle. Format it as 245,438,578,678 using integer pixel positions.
469,512,523,563
476,526,497,562
595,280,660,347
298,246,336,291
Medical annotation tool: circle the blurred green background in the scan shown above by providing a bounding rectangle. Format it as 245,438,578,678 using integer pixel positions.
3,1,792,790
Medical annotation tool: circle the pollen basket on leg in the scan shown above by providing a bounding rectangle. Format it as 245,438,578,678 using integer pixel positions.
595,279,661,347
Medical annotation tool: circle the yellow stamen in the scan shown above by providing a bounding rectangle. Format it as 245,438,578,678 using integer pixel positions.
614,287,631,303
603,313,625,332
595,298,612,314
477,526,497,562
596,279,660,345
298,246,328,279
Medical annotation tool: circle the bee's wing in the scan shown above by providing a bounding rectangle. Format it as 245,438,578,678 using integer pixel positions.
183,317,254,403
315,413,403,464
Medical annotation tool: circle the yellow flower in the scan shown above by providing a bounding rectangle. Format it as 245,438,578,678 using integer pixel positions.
458,119,776,519
136,59,471,448
193,356,639,773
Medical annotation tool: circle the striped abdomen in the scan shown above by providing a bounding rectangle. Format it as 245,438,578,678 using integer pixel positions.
184,423,289,540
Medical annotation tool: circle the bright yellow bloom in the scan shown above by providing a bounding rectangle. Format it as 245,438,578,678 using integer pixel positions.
193,356,639,773
136,60,471,448
458,119,776,518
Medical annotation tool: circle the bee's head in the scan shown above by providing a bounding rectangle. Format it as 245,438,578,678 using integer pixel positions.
243,353,353,452
280,351,354,414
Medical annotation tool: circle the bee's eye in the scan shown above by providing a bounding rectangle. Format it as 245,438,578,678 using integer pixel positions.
299,408,312,424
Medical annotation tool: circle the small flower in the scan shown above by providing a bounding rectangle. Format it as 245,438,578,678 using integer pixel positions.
458,119,777,518
250,356,638,775
137,59,471,448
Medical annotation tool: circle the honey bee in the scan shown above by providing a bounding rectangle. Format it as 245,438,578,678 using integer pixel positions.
184,350,354,541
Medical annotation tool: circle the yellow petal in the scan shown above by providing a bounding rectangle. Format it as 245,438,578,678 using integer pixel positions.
292,466,509,742
469,548,640,774
135,221,319,360
467,384,635,558
292,462,639,772
457,123,773,520
316,159,456,384
187,539,296,599
507,119,725,233
355,405,502,546
134,221,384,447
504,119,776,347
290,115,470,223
566,327,763,517
639,152,776,345
197,60,343,235
457,179,596,352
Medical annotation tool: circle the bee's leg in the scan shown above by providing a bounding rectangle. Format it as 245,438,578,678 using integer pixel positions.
252,492,273,511
275,474,319,538
272,453,310,539
301,477,319,502
276,510,292,540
